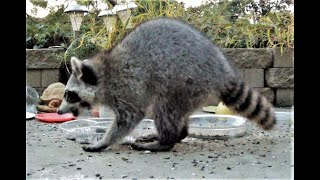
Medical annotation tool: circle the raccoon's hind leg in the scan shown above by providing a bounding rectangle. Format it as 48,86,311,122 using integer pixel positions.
177,118,189,142
133,124,186,143
83,107,144,152
130,97,179,151
135,134,159,143
131,91,207,151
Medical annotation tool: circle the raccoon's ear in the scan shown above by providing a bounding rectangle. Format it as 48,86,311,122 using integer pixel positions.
70,56,83,80
81,64,98,86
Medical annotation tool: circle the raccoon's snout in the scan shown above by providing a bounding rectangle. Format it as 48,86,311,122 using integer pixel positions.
57,109,63,115
70,108,79,116
57,107,79,116
57,108,69,115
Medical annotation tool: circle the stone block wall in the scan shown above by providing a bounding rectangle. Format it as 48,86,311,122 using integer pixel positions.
26,48,65,94
223,47,294,107
26,47,294,107
201,48,294,107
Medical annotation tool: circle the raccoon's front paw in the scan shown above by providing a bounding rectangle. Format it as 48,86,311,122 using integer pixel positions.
82,145,103,152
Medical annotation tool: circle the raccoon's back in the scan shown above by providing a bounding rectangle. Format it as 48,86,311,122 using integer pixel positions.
113,18,225,67
111,17,236,87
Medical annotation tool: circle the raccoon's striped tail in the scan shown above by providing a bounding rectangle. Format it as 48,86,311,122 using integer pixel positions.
219,80,276,130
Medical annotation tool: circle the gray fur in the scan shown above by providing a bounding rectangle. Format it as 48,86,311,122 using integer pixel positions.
58,17,276,152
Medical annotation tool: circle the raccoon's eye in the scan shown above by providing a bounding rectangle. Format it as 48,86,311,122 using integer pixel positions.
64,90,81,103
80,101,91,108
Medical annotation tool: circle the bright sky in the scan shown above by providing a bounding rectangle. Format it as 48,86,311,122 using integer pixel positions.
26,0,216,17
26,0,293,18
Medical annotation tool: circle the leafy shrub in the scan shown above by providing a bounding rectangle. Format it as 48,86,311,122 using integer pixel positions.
132,0,186,22
186,0,294,50
26,0,294,53
26,6,72,49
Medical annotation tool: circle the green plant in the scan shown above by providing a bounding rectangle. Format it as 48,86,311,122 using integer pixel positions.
186,0,294,49
26,4,71,49
27,0,293,53
132,0,186,23
263,11,294,52
75,0,186,50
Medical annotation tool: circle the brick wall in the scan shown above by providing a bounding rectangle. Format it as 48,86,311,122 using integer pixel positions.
26,47,294,107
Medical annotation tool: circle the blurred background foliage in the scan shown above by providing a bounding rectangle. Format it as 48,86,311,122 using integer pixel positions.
26,0,294,61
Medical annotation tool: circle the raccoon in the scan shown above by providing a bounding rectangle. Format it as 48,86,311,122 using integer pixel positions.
57,17,276,152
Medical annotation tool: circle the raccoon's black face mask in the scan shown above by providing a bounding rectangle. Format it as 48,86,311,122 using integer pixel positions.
64,90,81,103
57,56,98,116
57,90,91,116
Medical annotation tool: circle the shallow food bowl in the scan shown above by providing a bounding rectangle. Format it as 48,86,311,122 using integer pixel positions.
59,118,156,144
188,114,247,140
60,115,248,144
275,111,293,121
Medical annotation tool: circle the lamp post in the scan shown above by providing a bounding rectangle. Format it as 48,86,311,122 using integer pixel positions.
64,4,89,39
98,9,117,33
113,1,137,29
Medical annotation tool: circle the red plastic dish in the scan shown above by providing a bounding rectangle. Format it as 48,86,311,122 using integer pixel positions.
35,113,75,123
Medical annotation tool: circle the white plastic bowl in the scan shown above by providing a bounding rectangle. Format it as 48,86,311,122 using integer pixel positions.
188,114,247,139
26,86,39,114
59,118,156,144
60,114,249,144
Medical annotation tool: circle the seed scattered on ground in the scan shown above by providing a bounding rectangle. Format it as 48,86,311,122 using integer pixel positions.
122,157,129,161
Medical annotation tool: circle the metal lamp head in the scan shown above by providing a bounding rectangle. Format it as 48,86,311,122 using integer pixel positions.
113,1,137,29
98,9,117,32
64,4,89,31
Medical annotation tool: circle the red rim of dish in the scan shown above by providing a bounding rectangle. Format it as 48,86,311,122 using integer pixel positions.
35,113,75,123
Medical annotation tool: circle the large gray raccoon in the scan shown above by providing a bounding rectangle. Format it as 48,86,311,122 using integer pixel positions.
57,17,276,152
